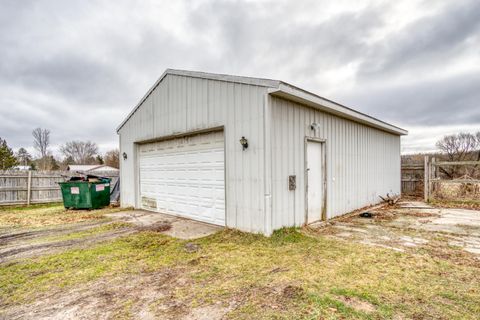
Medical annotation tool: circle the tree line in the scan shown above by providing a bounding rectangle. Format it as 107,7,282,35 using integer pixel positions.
0,128,119,170
4,128,479,172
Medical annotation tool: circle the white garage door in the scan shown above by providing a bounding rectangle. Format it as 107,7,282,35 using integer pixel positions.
138,131,225,226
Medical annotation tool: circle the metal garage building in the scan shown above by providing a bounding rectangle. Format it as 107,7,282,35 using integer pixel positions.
117,69,407,235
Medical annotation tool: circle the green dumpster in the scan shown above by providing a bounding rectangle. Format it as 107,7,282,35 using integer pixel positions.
59,178,111,209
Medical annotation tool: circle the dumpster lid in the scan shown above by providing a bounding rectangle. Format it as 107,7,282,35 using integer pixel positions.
62,173,110,182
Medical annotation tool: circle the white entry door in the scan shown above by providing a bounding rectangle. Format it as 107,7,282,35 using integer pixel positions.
138,131,225,226
306,140,324,224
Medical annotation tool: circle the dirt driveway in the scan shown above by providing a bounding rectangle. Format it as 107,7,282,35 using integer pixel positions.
1,202,479,319
0,209,221,263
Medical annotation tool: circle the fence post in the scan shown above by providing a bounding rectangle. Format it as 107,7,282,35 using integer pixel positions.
431,157,436,197
424,156,430,202
27,171,32,206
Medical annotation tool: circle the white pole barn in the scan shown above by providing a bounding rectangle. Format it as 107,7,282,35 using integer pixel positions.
117,69,407,235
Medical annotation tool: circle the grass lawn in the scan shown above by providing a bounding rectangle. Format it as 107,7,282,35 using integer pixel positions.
0,203,125,229
1,216,479,319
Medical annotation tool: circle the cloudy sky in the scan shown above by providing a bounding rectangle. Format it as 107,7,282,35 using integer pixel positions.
0,0,479,158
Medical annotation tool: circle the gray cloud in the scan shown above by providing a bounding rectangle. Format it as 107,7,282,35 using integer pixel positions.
358,0,480,77
0,0,479,156
339,71,480,126
186,0,385,81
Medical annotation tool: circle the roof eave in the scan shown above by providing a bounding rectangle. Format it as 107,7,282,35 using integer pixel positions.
116,69,171,133
116,68,407,136
269,84,408,136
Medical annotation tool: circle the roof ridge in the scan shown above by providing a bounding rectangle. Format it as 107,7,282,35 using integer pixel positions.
116,68,407,135
165,68,281,87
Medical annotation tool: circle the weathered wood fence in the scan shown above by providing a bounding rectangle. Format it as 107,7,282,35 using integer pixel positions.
424,158,480,202
401,164,424,197
402,157,480,202
0,171,119,206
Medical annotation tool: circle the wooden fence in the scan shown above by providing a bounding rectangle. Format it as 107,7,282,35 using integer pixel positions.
424,158,480,202
402,157,480,201
0,170,119,206
401,164,424,196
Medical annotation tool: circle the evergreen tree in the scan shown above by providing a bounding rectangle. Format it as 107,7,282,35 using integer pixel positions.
96,155,104,165
15,147,32,167
47,155,60,170
0,138,17,169
60,156,75,170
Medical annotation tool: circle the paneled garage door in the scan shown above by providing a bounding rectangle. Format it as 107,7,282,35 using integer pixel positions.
138,131,225,226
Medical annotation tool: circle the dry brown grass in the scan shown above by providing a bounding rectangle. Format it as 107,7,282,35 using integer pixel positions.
1,204,480,319
0,203,125,229
1,228,479,319
431,199,480,210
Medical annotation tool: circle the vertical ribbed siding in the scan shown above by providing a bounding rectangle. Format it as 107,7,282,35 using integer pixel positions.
119,75,268,234
119,75,401,234
270,96,400,230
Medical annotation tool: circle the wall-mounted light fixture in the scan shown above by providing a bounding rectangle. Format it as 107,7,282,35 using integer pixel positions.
310,122,320,131
239,136,249,150
122,152,128,160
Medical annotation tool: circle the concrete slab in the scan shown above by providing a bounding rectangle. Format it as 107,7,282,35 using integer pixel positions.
432,209,480,227
107,210,177,226
317,201,480,257
397,201,434,209
162,219,223,240
106,210,223,239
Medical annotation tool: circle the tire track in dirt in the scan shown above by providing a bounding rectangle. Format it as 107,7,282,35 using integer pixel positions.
0,228,136,263
0,220,112,245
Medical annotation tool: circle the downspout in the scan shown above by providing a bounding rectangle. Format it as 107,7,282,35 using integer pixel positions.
263,92,273,236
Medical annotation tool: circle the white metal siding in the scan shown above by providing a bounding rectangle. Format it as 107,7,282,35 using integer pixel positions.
138,131,225,225
119,75,268,233
269,96,401,230
119,72,402,235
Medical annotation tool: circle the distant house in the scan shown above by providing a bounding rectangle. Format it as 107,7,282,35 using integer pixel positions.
13,165,31,171
67,165,119,173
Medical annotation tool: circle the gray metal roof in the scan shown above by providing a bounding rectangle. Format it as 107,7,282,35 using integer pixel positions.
117,69,407,135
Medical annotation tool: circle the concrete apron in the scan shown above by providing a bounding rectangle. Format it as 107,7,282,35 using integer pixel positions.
313,201,480,257
107,210,223,240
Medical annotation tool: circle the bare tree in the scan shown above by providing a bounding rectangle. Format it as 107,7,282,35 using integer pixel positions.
436,132,480,178
436,132,478,161
476,131,480,161
32,128,50,158
60,141,99,164
32,128,51,170
104,149,119,168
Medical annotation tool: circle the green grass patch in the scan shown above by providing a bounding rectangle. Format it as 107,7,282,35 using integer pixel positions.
1,228,479,319
0,232,186,304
